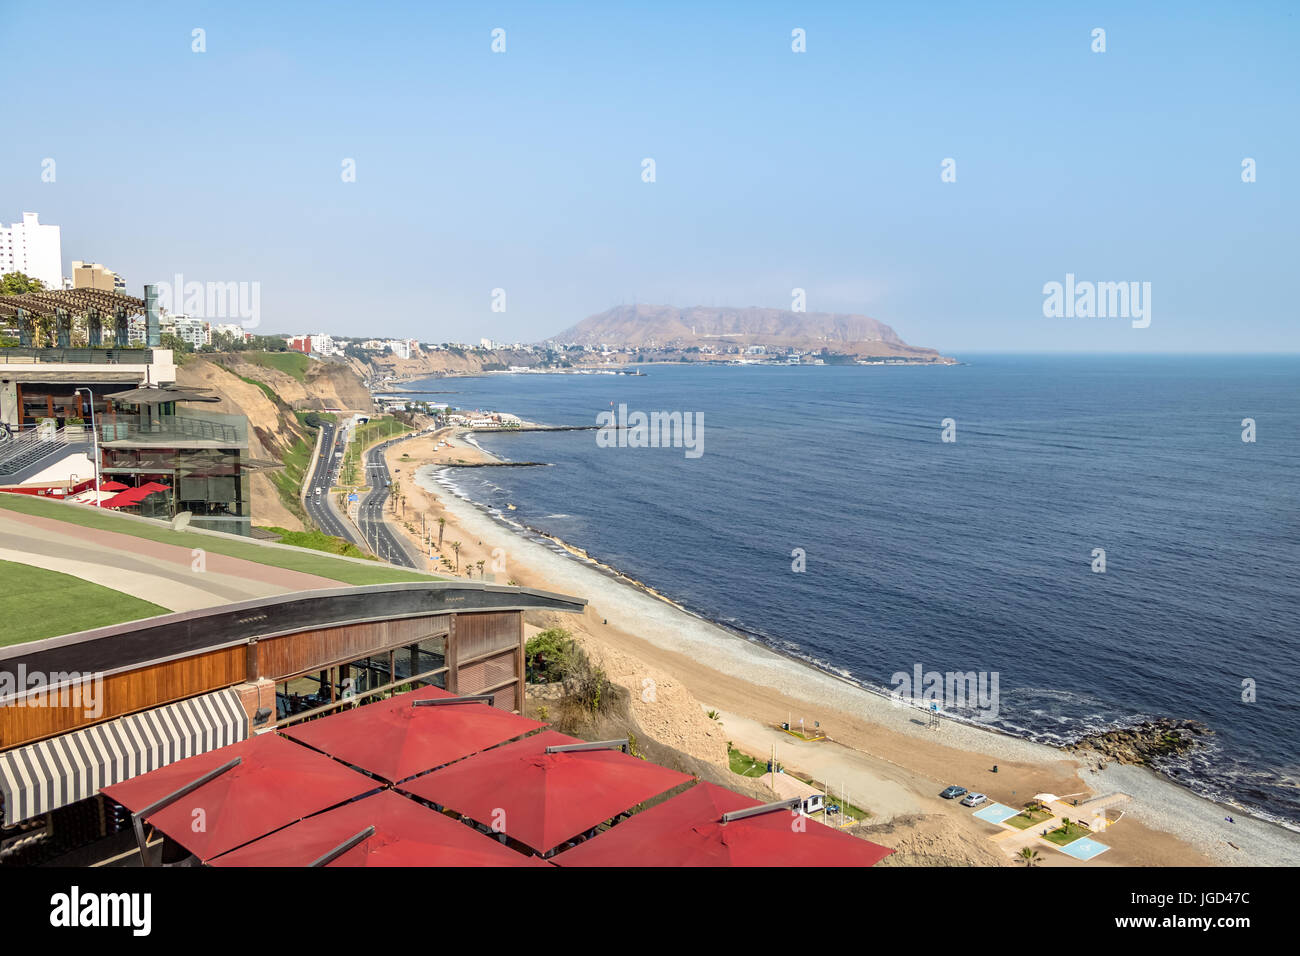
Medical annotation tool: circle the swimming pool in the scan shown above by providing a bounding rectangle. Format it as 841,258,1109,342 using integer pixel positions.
972,803,1020,825
1057,836,1110,860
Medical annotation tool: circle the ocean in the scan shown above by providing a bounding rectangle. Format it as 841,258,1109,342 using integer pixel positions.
406,355,1300,828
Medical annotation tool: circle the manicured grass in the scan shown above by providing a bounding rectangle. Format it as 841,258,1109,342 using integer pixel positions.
728,746,771,778
1006,807,1054,829
241,350,311,382
0,494,434,586
265,526,374,560
0,560,170,646
1044,821,1091,846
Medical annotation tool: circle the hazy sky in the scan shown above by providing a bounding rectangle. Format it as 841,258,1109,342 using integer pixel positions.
3,2,1296,352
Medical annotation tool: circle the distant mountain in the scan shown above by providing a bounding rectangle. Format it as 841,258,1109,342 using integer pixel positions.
545,304,951,361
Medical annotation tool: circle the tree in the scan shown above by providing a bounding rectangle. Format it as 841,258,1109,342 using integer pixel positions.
475,559,486,577
1018,848,1040,867
449,541,462,572
0,272,45,296
437,516,445,548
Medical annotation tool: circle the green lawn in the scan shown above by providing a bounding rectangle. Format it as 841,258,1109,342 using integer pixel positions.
728,746,771,778
1006,807,1054,830
265,526,374,560
241,350,311,382
1044,821,1091,846
0,494,434,586
0,560,170,646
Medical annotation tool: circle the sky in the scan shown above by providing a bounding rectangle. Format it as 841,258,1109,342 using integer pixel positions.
2,1,1297,352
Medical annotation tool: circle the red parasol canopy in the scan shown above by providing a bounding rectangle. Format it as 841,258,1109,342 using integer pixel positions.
282,685,545,783
136,481,172,493
103,733,377,862
98,480,129,491
399,729,692,854
210,789,551,867
101,487,152,508
553,781,894,867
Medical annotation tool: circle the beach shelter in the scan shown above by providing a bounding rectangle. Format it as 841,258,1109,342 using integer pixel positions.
210,789,551,867
553,781,895,867
399,730,692,854
282,685,545,783
103,733,377,862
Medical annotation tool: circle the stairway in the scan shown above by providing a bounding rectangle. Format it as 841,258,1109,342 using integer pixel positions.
0,427,85,481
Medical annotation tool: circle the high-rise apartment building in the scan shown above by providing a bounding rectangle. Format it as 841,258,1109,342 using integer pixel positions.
0,213,62,288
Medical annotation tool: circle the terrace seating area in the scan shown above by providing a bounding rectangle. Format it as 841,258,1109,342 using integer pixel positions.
103,685,895,868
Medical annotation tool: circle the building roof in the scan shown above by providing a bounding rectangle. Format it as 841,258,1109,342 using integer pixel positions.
0,288,145,320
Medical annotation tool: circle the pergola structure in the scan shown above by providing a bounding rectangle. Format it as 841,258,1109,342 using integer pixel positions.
0,287,157,348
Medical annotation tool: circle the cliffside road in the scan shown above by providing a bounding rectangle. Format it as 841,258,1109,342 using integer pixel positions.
303,422,361,546
356,436,420,568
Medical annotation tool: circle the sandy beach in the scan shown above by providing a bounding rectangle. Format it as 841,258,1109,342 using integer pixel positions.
381,426,1300,867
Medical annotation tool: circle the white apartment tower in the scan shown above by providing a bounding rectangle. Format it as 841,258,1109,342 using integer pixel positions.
0,213,63,289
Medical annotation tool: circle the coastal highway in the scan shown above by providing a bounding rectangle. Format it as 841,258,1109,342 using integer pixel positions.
355,434,421,568
303,421,362,546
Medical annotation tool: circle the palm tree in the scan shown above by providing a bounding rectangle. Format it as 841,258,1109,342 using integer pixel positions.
450,541,462,572
437,516,446,548
1018,847,1040,867
475,559,486,577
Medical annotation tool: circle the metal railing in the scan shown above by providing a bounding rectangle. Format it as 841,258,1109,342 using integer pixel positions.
100,413,246,446
0,347,154,365
0,424,73,475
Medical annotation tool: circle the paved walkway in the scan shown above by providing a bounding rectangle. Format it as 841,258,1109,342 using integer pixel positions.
0,510,344,610
716,709,922,822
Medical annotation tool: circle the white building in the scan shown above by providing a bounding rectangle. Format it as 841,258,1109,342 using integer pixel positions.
0,213,62,289
310,333,336,356
174,316,210,348
387,339,412,359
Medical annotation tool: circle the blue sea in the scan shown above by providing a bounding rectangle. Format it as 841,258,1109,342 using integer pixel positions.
407,355,1300,828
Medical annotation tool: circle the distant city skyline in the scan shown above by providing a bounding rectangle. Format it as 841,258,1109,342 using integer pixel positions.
3,2,1297,352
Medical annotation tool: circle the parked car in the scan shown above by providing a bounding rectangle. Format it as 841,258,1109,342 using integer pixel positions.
939,785,968,799
961,792,988,807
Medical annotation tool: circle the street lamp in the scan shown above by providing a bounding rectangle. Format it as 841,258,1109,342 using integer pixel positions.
73,388,101,507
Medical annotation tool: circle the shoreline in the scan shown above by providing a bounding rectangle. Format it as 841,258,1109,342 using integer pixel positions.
384,427,1299,866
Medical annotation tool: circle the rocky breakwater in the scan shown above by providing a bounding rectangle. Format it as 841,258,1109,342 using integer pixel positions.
1065,718,1213,769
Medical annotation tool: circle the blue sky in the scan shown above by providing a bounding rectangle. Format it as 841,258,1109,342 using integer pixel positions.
3,1,1296,352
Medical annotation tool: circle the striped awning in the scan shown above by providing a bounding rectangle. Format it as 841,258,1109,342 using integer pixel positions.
0,689,248,826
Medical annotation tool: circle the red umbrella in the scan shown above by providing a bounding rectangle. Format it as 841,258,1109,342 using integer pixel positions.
101,487,152,508
135,481,172,493
553,781,894,867
98,480,129,491
399,729,692,854
210,789,550,867
103,733,377,862
283,685,545,783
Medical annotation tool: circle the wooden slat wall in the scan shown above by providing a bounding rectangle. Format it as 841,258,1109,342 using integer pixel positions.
0,610,523,748
0,646,244,749
454,612,519,661
452,611,523,713
255,616,450,681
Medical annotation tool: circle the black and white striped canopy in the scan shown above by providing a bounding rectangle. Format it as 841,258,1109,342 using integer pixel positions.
0,689,248,826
